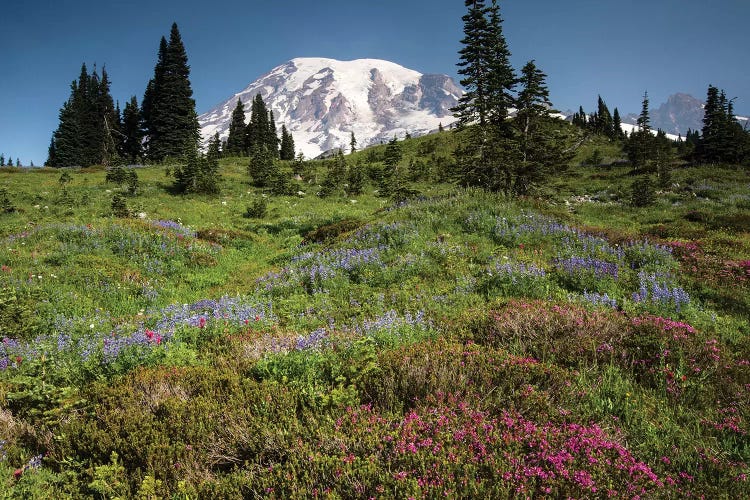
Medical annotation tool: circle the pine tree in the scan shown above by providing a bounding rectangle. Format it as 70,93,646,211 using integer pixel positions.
226,99,247,156
595,96,614,138
0,155,4,167
246,94,270,152
626,92,655,171
654,130,674,189
247,145,274,187
320,150,348,197
350,131,357,153
348,162,365,195
121,96,143,162
612,108,623,140
514,60,563,195
452,0,492,127
279,125,295,160
144,23,200,162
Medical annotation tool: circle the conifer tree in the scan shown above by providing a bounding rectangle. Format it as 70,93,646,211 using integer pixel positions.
143,23,200,162
348,162,365,195
279,125,295,160
121,96,143,162
320,150,348,197
626,92,655,171
246,94,270,152
595,96,614,138
613,108,623,140
226,99,247,156
247,145,274,187
0,155,4,167
514,60,564,195
350,131,357,153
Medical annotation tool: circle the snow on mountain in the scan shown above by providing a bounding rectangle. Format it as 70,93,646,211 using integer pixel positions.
198,57,463,159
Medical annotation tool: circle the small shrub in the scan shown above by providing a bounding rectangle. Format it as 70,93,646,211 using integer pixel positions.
304,219,363,244
111,194,130,218
631,176,655,207
243,198,267,219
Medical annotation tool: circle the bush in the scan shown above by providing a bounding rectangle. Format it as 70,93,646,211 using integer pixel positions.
243,198,267,219
111,194,130,218
631,175,655,207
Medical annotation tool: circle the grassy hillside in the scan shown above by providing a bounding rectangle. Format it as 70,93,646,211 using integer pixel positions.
0,134,748,498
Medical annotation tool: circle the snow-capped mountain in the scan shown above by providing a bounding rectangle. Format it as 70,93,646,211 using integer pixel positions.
199,57,463,159
623,93,749,137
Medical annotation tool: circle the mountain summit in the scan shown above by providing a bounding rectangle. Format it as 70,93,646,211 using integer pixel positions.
199,57,462,159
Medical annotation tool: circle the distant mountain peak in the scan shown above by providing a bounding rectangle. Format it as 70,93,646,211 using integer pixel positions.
199,58,462,158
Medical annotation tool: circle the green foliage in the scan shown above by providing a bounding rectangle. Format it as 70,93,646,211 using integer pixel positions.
111,193,130,217
631,175,655,207
142,24,200,162
0,186,16,213
243,197,267,218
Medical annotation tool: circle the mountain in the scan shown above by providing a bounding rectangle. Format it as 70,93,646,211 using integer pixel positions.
198,57,463,159
623,93,749,137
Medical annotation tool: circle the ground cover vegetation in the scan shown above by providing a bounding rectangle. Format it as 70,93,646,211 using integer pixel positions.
1,1,749,497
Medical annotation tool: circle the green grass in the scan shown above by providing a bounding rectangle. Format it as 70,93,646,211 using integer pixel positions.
0,134,748,498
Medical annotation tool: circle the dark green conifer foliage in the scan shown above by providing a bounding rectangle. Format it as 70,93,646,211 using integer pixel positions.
279,125,296,160
144,24,200,162
248,145,274,188
513,60,571,195
613,108,623,140
246,94,271,153
350,131,357,153
631,176,655,207
626,92,655,171
320,150,348,197
348,162,365,195
121,96,143,162
485,1,516,128
49,63,117,167
452,0,492,127
654,130,674,188
699,85,747,163
595,95,614,137
226,100,247,156
0,155,4,167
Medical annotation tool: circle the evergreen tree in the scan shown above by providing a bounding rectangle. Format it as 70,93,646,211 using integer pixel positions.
320,150,348,197
121,96,143,162
247,145,274,187
595,96,614,138
15,159,20,168
350,131,357,153
654,130,674,188
226,99,247,156
626,92,655,171
144,23,200,162
514,60,566,195
47,63,119,168
0,155,4,167
246,94,270,152
452,0,492,127
348,162,365,195
485,0,516,127
279,125,295,160
380,137,404,197
173,144,221,194
612,108,623,140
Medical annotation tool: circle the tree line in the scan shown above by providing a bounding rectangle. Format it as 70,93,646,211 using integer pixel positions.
46,22,296,195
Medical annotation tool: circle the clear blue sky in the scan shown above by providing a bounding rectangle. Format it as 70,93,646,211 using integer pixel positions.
1,0,748,166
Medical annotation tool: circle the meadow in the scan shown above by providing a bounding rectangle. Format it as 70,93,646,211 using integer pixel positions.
0,133,748,498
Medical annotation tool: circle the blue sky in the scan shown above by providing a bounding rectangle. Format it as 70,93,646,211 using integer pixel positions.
1,0,748,166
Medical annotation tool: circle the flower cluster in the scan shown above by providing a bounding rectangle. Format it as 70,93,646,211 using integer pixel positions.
632,272,691,312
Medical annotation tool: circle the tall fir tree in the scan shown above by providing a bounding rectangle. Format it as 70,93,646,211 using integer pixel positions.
226,99,248,156
612,107,624,140
121,96,143,162
350,131,357,153
48,63,118,167
452,0,517,191
245,94,270,152
143,23,200,162
279,125,296,160
626,92,655,171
